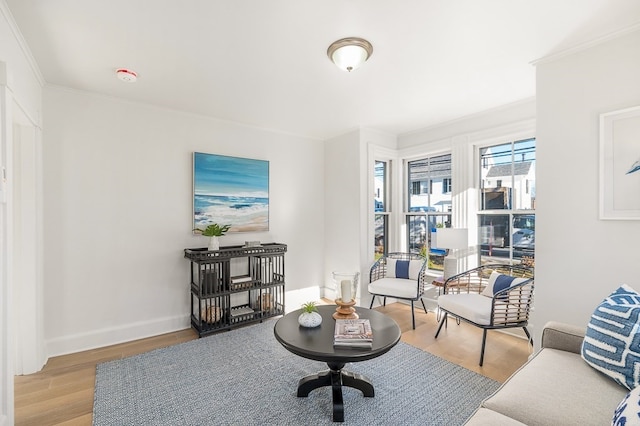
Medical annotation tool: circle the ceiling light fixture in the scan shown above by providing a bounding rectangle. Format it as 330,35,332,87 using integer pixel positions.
115,68,138,83
327,37,373,72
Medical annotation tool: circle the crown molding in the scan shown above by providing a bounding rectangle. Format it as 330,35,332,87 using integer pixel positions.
531,22,640,66
0,1,45,86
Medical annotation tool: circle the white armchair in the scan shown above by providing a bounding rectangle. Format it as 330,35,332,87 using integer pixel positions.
434,264,534,366
368,252,429,329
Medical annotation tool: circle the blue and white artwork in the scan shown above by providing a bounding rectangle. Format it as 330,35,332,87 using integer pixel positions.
193,152,269,232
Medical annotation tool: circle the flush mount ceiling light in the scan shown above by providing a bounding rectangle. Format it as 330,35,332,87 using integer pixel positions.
115,68,138,83
327,37,373,72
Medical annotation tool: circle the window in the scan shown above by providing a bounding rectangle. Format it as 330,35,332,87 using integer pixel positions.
478,138,535,265
374,160,389,260
406,154,452,270
442,178,452,194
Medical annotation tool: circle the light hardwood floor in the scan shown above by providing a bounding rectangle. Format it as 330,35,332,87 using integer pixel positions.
14,303,532,426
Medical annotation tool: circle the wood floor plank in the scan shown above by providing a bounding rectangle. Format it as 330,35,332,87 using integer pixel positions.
14,302,530,425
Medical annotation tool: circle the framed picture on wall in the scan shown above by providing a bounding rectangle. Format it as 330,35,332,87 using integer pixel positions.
599,106,640,220
193,152,269,232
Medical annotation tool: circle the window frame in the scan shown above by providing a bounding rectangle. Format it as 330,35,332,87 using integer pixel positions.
404,152,453,271
477,138,536,266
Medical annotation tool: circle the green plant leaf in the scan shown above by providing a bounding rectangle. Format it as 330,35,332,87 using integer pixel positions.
301,301,317,313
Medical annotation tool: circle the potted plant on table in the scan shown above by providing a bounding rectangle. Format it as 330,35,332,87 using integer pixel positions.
298,301,322,328
193,223,231,251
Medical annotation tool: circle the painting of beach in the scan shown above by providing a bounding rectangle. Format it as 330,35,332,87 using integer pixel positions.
193,152,269,232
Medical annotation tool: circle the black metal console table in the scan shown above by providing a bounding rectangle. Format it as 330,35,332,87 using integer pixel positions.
185,243,287,337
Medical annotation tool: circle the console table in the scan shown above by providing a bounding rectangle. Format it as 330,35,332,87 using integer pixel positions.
185,243,286,337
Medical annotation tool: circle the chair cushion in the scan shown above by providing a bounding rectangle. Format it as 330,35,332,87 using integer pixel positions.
481,271,528,298
581,284,640,390
368,277,419,299
386,259,423,280
438,293,493,325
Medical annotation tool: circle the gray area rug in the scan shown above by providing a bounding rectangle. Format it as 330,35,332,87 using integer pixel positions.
93,320,499,425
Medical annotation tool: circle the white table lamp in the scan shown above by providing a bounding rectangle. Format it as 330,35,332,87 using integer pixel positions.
435,228,468,279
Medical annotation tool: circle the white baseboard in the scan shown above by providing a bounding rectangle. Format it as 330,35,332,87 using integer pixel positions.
45,314,190,358
45,287,334,359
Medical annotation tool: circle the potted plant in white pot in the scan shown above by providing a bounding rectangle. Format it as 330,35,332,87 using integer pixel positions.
298,301,322,328
194,223,231,251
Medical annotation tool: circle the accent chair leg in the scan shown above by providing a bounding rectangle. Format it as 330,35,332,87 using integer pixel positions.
435,312,447,338
523,326,533,346
411,301,416,329
420,298,428,315
369,296,375,309
479,329,488,366
383,296,387,307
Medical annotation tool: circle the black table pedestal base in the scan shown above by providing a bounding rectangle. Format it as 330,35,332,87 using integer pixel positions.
297,362,374,422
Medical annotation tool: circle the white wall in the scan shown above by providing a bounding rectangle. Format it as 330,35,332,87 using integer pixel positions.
323,130,362,299
43,86,325,356
0,1,44,421
533,29,640,337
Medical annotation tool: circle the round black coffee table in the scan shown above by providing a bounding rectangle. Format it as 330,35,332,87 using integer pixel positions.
273,305,401,422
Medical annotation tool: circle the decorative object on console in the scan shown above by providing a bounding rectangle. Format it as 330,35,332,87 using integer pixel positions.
193,152,269,232
201,305,222,324
435,228,468,279
193,223,231,251
332,271,360,319
298,301,322,328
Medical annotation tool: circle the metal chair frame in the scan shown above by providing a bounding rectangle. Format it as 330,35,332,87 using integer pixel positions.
368,252,429,329
434,264,534,366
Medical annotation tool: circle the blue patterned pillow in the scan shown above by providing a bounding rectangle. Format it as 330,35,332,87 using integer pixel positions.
613,385,640,426
582,284,640,390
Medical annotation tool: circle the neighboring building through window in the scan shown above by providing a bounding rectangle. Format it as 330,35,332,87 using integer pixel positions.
374,160,389,260
442,178,452,194
479,138,536,266
406,154,452,271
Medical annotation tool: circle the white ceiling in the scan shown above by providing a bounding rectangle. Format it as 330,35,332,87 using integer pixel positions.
6,1,640,139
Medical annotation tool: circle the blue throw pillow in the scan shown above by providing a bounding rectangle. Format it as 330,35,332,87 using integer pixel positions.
493,274,516,295
613,385,640,426
395,260,410,279
481,271,528,299
582,284,640,390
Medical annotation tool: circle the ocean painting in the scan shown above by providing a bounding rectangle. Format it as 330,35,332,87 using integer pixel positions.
193,152,269,232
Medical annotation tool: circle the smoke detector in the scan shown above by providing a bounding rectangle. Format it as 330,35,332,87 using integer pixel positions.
115,68,137,83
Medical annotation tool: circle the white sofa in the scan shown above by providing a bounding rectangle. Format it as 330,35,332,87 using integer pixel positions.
465,321,628,425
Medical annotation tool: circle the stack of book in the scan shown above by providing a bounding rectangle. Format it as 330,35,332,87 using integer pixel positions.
334,318,373,349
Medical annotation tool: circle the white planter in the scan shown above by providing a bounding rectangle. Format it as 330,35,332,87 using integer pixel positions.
208,236,220,251
298,311,322,328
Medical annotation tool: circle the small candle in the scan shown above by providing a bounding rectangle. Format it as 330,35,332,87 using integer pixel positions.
341,279,352,302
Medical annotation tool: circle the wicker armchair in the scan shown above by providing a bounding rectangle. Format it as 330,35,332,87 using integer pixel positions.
434,264,534,366
368,252,429,329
